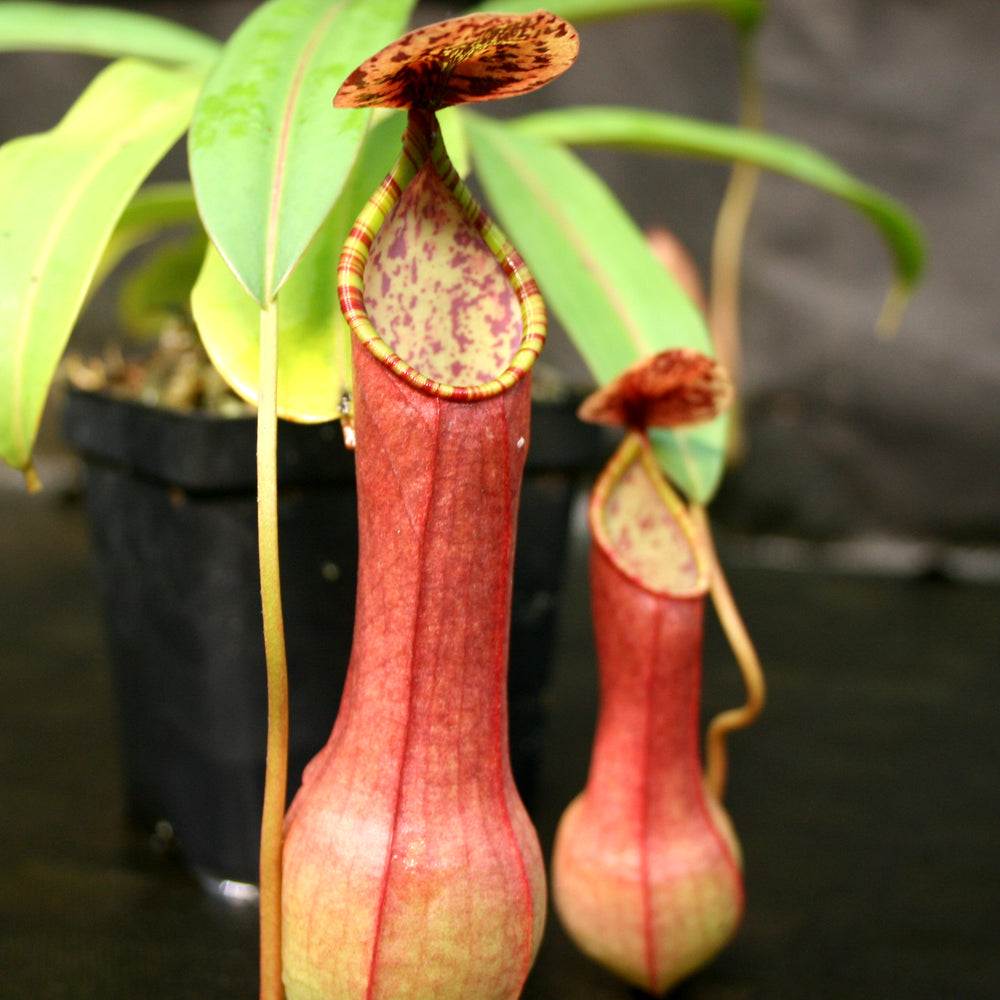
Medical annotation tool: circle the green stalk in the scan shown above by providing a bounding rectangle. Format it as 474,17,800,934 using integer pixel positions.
257,297,288,1000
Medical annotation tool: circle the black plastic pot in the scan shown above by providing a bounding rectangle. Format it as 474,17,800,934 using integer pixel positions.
63,386,602,891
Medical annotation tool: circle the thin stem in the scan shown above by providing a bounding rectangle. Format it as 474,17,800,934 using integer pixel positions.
691,504,764,801
257,297,288,1000
708,35,763,462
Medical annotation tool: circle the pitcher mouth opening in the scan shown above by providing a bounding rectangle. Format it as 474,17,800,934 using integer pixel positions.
338,111,546,402
590,431,710,599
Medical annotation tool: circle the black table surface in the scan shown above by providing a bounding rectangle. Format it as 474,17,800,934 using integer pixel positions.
2,488,998,1000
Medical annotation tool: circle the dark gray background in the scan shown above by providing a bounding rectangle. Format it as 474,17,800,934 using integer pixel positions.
2,8,998,999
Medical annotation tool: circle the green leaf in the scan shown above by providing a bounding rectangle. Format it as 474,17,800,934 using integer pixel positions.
0,59,206,473
468,0,763,34
0,2,220,63
438,106,471,179
95,181,202,296
117,232,208,339
192,111,405,421
512,105,926,291
464,111,727,502
192,239,350,421
111,182,201,241
188,0,416,306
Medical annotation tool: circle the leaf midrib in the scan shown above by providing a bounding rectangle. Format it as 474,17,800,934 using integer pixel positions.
265,0,349,303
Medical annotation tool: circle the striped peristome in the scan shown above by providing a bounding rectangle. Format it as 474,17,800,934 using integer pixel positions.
337,108,547,403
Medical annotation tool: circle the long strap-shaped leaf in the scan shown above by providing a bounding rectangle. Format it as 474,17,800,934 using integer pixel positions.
470,0,763,34
0,2,220,63
188,0,416,307
464,111,727,503
0,58,207,480
512,106,926,294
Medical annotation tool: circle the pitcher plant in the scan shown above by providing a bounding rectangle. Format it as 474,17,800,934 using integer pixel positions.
552,349,764,995
279,14,577,1000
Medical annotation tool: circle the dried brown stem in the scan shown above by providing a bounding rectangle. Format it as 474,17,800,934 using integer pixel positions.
708,37,763,463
